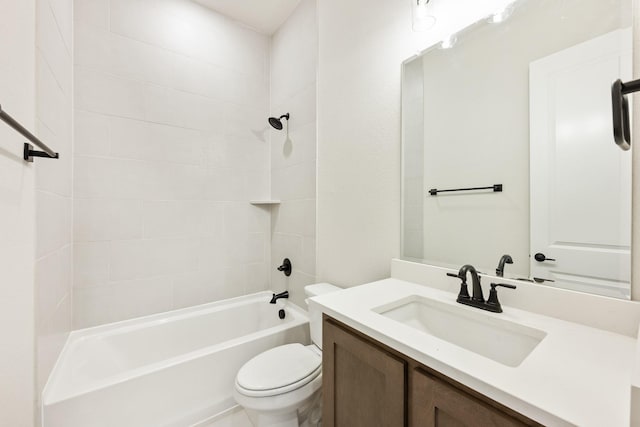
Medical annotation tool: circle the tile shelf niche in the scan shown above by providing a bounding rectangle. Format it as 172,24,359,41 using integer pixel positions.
249,200,281,205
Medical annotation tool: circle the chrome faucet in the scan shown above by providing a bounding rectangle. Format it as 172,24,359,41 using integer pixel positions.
495,254,513,277
270,290,289,304
446,264,516,313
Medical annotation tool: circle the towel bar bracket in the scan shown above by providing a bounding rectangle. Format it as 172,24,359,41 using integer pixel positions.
23,143,59,162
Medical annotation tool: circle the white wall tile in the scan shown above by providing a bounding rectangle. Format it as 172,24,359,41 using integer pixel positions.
35,120,72,197
247,233,266,263
36,191,72,258
269,0,318,305
219,267,247,299
74,241,110,287
73,0,272,328
75,109,110,156
73,286,117,328
272,161,316,201
108,116,166,162
246,262,269,294
36,245,71,322
201,202,225,237
172,271,221,309
35,0,74,416
271,233,303,267
74,0,110,29
108,33,172,87
272,199,316,237
37,1,72,94
74,22,110,69
205,168,247,201
75,66,146,119
74,156,149,199
113,277,174,320
151,123,203,166
272,83,316,129
36,294,71,398
109,238,199,281
271,0,317,107
142,200,203,239
74,198,143,241
162,163,206,200
37,53,68,140
246,168,270,201
299,237,316,277
49,0,73,49
270,121,316,169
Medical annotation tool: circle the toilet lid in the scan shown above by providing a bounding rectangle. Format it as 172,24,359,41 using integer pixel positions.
236,344,321,394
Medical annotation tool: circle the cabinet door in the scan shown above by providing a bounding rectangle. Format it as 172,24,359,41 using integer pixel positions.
411,368,528,427
323,318,406,427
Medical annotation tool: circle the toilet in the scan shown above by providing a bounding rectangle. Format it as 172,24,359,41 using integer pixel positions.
233,283,341,427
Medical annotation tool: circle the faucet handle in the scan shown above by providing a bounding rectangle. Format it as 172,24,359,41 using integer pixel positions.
446,272,470,301
486,283,516,313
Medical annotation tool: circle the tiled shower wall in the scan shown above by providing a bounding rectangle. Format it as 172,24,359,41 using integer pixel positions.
35,0,73,413
73,0,271,328
270,0,318,308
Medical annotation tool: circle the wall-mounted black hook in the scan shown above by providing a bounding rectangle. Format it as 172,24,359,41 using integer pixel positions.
611,78,640,151
277,258,292,276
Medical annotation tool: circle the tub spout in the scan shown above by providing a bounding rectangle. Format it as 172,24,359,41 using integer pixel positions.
270,291,289,304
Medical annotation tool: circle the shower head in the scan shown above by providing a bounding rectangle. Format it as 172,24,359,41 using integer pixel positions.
268,113,290,130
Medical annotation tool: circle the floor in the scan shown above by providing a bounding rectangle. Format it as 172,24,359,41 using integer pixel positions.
193,406,253,427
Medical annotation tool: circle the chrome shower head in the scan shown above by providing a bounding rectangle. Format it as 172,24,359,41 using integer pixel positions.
268,113,290,130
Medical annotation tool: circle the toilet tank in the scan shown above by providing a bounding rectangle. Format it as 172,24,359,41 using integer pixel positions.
305,283,342,349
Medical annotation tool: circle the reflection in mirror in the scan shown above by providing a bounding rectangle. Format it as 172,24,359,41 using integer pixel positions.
401,0,632,299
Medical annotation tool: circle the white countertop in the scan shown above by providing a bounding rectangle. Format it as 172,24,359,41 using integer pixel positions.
309,278,637,426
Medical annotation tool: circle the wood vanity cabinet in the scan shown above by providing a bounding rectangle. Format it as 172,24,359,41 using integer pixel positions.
322,315,542,427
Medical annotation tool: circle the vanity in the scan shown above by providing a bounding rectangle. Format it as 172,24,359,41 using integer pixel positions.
310,260,640,426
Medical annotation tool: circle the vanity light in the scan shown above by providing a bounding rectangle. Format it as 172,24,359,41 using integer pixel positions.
489,2,515,23
412,0,436,31
439,34,457,49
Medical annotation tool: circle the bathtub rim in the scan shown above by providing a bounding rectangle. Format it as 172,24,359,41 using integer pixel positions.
43,291,309,406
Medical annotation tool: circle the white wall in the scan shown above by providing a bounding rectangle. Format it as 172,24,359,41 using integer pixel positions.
0,1,36,425
35,0,74,416
73,0,271,328
270,0,317,308
316,0,574,287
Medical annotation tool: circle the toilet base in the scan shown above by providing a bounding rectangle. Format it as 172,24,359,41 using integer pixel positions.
244,390,321,427
247,410,299,427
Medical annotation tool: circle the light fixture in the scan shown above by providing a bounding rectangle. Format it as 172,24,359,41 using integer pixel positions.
439,34,457,49
489,2,516,24
412,0,436,32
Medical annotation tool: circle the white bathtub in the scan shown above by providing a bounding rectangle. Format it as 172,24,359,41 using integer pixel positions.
42,291,310,427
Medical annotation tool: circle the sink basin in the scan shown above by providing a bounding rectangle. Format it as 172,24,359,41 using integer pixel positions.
373,296,546,367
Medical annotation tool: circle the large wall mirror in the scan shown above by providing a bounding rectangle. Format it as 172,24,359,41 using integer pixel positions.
401,0,632,299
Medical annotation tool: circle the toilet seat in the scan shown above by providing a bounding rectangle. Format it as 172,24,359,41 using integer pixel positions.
235,343,322,398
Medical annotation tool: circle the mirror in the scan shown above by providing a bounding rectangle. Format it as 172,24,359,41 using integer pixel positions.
401,0,632,299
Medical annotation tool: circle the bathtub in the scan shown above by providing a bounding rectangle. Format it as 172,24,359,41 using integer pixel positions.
42,291,310,427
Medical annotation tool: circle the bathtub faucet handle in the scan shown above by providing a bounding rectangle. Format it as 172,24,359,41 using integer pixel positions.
270,291,289,304
277,258,292,276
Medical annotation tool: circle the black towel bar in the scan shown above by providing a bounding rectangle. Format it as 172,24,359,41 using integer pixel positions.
0,104,59,161
428,184,502,196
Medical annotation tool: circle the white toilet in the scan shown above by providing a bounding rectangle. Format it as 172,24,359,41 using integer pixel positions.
233,283,341,427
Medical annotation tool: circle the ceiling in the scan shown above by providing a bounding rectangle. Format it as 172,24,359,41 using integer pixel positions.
193,0,302,34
